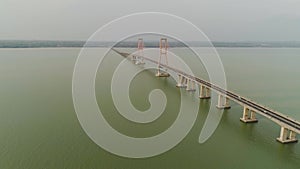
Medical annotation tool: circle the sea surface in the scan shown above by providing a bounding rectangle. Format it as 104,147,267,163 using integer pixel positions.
0,47,300,169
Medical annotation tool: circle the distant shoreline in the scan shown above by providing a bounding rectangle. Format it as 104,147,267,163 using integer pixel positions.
1,40,300,48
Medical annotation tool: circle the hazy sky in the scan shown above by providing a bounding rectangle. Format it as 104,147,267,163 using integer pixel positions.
1,0,300,41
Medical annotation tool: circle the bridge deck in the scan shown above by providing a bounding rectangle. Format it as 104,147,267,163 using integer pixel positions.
112,48,300,134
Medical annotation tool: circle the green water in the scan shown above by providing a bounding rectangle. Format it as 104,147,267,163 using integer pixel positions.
0,48,300,169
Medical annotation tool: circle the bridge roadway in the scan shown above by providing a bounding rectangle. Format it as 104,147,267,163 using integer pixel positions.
112,48,300,135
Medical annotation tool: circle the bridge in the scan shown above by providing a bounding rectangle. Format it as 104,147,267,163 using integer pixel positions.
112,38,300,144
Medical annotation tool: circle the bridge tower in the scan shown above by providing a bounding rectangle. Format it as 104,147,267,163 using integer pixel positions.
134,38,145,65
156,38,170,77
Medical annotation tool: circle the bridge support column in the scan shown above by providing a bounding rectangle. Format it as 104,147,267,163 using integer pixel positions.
276,127,298,144
156,70,170,77
132,55,137,61
240,106,258,123
186,79,196,91
216,94,231,109
176,75,187,88
134,57,145,65
199,85,211,99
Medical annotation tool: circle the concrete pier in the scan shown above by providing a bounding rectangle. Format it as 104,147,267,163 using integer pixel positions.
132,55,137,61
186,79,196,91
155,70,170,77
134,59,145,65
134,52,145,65
216,94,231,109
199,85,211,99
176,74,187,88
240,106,258,123
276,127,298,143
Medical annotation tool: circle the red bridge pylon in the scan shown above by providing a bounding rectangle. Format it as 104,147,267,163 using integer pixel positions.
133,38,145,65
156,38,170,77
